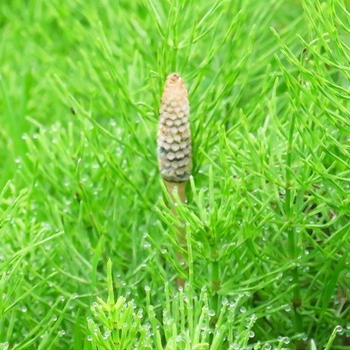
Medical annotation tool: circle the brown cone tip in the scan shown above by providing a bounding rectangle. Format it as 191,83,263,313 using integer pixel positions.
157,73,192,182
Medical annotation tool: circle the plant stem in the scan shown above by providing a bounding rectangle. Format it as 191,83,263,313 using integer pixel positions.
285,110,303,337
165,180,187,286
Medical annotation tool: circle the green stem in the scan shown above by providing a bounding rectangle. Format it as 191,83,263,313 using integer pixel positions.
285,111,303,336
211,249,219,315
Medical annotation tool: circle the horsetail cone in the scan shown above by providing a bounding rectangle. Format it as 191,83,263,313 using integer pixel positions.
157,73,192,184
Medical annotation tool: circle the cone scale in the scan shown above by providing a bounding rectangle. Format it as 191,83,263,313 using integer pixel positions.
157,73,192,185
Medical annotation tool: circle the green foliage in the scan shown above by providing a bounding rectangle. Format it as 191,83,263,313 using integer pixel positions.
0,0,349,349
88,261,261,350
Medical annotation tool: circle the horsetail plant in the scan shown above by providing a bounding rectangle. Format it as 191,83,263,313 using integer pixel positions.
157,72,192,202
1,0,349,349
157,73,192,283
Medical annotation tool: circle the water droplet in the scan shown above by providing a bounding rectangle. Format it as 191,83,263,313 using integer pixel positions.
209,310,216,317
64,180,70,187
263,344,271,350
176,335,183,343
72,293,78,299
250,314,257,322
58,330,66,337
87,335,93,342
51,315,57,322
240,306,246,313
103,330,111,339
254,342,261,350
284,305,291,312
161,248,167,254
144,285,151,292
20,305,27,313
283,337,290,344
335,325,343,333
249,331,255,338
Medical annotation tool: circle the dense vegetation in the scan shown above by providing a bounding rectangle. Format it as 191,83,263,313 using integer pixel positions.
0,0,349,349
